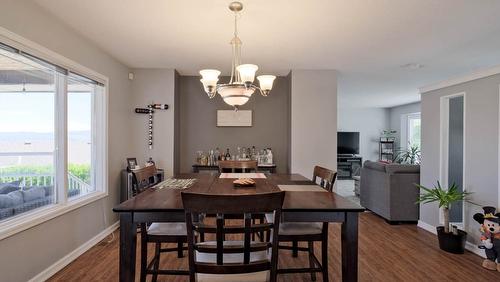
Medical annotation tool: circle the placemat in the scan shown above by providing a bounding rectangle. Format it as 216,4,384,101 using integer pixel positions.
154,178,196,190
278,185,327,192
219,173,267,179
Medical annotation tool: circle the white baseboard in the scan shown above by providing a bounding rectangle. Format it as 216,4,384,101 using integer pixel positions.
28,221,119,282
417,220,486,258
417,220,437,234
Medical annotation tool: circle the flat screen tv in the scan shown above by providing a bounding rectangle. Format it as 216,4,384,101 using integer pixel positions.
338,132,360,155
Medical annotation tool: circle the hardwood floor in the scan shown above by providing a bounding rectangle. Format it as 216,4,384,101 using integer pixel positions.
48,212,500,281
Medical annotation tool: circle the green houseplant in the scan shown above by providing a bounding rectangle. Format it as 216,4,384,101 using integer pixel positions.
416,181,471,254
394,144,421,165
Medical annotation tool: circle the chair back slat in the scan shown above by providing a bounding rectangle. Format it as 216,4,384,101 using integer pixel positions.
312,166,337,192
243,213,252,264
182,191,284,280
131,165,158,195
218,160,258,173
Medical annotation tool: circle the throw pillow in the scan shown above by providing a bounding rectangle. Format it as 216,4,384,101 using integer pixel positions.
0,180,21,194
22,187,46,203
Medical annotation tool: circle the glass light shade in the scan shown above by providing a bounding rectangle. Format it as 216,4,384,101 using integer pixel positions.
199,69,221,81
218,85,255,106
257,75,276,91
200,78,218,90
223,96,250,106
236,64,258,83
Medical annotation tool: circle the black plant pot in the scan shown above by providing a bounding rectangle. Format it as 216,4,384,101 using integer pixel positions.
436,226,467,254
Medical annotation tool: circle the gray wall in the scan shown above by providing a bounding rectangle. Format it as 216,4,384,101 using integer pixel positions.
338,107,389,161
388,102,421,149
130,68,176,176
421,73,499,245
0,1,133,281
178,75,290,173
291,70,337,178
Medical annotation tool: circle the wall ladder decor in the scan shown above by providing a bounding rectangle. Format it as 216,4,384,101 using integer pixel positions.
135,103,168,149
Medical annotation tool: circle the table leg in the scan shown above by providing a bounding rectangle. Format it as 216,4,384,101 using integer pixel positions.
120,213,137,282
341,212,358,282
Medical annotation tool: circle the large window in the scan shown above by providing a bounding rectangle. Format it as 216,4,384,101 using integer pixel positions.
0,40,107,232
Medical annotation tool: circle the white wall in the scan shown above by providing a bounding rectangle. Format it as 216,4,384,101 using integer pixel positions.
0,1,132,281
420,72,500,246
338,107,389,161
130,68,176,176
291,70,337,178
388,102,421,148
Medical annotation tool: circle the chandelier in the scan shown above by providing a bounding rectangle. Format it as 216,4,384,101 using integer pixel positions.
199,1,276,110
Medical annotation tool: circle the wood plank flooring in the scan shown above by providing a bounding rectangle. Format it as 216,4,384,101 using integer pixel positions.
48,212,500,281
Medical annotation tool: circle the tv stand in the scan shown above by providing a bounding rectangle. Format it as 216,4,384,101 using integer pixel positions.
337,155,363,180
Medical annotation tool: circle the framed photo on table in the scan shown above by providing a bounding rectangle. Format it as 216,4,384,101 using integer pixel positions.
126,158,138,171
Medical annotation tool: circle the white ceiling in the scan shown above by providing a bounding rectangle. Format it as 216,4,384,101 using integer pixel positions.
34,0,500,108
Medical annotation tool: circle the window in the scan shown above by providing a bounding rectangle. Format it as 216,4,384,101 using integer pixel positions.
405,113,421,149
0,39,107,235
400,112,421,150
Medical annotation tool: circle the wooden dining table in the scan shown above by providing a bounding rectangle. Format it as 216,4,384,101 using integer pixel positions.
113,173,365,282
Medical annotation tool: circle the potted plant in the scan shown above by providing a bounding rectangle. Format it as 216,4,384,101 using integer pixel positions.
394,144,421,165
416,181,471,254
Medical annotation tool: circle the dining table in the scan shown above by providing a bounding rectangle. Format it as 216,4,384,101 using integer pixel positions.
113,173,365,282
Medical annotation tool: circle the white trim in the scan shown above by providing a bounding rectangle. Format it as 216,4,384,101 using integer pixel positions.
0,26,108,84
417,221,486,258
417,220,437,234
420,64,500,93
28,221,119,282
0,192,107,241
498,85,500,209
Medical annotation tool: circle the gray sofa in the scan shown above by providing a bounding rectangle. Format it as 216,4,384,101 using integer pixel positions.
360,161,420,223
0,181,80,220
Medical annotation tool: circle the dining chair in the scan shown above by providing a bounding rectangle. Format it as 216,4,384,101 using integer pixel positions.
216,159,264,241
218,160,258,173
182,191,285,282
131,165,159,196
131,165,188,282
267,165,337,281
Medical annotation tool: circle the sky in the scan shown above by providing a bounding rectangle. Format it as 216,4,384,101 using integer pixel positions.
0,91,91,133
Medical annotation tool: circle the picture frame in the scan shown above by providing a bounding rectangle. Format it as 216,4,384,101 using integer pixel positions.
216,110,252,127
126,158,138,171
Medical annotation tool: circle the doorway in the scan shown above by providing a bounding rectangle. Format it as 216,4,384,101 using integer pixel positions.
440,93,465,224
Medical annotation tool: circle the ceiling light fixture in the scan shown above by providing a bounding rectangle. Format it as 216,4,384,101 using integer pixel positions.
199,1,276,110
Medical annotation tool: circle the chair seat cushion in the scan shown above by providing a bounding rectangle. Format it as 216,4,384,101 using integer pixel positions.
147,222,186,236
265,213,323,235
195,240,269,282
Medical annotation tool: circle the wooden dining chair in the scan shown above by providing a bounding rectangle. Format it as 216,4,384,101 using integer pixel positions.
312,165,337,192
131,165,159,196
218,160,258,173
131,165,189,282
182,191,285,282
267,165,337,281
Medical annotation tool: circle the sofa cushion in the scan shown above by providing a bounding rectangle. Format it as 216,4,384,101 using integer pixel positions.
385,164,420,174
363,161,386,172
22,187,46,203
0,180,21,194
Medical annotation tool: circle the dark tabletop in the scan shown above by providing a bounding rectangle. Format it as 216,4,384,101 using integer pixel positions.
113,173,364,213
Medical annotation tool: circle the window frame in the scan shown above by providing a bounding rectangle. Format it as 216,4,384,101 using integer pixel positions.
0,27,108,240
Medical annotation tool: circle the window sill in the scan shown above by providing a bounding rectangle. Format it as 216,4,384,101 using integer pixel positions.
0,191,108,241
